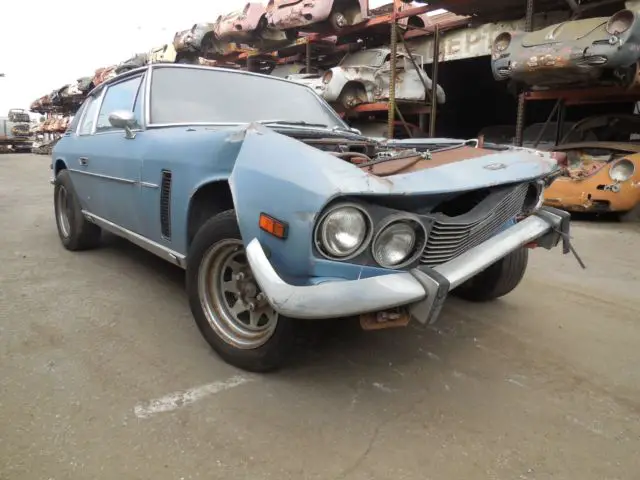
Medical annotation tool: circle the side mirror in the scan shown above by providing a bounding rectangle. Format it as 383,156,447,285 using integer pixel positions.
108,110,137,139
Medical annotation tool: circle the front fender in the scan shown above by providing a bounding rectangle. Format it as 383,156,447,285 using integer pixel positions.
228,123,392,283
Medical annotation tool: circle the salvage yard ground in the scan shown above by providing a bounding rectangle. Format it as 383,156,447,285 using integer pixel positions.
1,154,640,479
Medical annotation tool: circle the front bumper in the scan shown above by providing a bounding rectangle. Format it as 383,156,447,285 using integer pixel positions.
246,207,571,325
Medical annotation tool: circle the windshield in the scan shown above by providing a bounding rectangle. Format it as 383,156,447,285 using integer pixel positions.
340,50,388,67
149,66,346,129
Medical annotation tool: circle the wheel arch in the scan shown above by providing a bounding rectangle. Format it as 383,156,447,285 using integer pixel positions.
54,158,68,176
186,178,235,251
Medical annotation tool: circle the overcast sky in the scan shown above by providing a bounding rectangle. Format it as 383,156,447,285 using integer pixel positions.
0,0,410,116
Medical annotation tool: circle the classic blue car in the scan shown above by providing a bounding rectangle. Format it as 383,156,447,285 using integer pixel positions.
51,63,574,372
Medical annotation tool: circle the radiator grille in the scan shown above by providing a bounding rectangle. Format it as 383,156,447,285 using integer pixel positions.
420,184,529,267
160,170,172,239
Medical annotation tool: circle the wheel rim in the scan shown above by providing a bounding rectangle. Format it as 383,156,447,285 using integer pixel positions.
198,239,278,350
333,12,348,28
56,185,72,238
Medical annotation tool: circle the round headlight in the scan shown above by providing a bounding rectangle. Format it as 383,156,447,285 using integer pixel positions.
493,32,512,52
609,158,635,182
606,10,634,35
318,206,369,258
372,220,425,269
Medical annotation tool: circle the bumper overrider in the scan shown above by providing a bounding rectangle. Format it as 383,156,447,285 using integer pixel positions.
246,206,573,325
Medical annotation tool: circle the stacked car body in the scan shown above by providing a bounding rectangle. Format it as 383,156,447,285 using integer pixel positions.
29,1,452,116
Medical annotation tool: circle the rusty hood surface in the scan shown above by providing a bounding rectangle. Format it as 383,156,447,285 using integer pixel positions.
228,124,559,198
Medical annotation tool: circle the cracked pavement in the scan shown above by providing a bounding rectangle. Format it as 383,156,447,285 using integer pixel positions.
1,154,640,479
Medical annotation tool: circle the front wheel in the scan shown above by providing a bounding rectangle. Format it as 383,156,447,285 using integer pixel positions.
54,169,102,251
451,248,529,302
186,210,295,372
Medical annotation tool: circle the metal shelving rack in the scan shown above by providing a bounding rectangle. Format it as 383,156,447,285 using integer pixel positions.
512,0,638,147
207,0,449,138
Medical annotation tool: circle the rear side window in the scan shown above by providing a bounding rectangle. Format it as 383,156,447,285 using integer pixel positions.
96,75,144,132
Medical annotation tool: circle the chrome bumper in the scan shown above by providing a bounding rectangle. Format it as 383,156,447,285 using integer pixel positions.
246,207,571,324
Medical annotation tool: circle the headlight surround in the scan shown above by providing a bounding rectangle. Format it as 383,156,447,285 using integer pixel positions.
606,9,635,35
609,158,635,182
372,217,427,269
315,204,372,259
493,32,512,53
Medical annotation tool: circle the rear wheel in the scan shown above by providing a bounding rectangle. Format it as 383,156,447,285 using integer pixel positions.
330,10,350,31
339,83,367,109
452,248,529,302
53,169,101,251
186,210,295,372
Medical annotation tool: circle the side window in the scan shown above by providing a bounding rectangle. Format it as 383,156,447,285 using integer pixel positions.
95,75,144,132
66,101,86,133
77,95,101,135
133,76,146,126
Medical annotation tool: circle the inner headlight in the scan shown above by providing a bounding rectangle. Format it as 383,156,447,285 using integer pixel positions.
609,158,635,182
372,219,426,269
317,205,369,258
493,32,512,53
606,10,635,35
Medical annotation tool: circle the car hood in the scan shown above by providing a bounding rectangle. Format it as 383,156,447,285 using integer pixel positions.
521,16,608,47
229,123,558,197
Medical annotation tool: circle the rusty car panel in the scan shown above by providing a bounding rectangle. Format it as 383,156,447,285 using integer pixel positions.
173,24,224,59
266,0,369,34
294,47,445,108
544,145,640,213
92,66,117,88
492,10,640,88
215,2,289,47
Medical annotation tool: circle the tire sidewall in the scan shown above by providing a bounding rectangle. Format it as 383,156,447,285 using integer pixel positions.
186,209,294,372
54,170,84,249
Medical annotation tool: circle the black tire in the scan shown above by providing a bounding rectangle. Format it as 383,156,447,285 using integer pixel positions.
53,169,101,251
186,209,295,372
452,248,529,302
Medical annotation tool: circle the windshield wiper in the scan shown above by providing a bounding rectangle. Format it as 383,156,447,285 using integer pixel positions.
257,120,330,129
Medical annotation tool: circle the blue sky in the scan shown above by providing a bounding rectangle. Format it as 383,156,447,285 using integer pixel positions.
0,0,421,116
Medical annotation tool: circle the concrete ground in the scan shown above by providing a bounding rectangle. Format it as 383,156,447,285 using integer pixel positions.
1,153,639,480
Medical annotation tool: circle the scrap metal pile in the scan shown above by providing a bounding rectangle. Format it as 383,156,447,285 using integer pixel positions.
29,1,467,117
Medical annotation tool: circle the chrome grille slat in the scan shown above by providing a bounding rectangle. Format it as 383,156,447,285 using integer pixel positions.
420,184,528,267
425,196,525,253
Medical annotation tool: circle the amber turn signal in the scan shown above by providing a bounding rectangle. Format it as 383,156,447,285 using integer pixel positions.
259,213,288,239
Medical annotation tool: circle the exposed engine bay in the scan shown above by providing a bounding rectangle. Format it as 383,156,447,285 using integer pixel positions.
292,133,505,177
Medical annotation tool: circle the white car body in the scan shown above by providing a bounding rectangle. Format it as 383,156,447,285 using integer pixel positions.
292,47,446,108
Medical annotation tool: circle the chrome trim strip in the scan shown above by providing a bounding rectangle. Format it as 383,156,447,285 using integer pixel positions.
68,168,136,185
144,64,152,126
140,181,159,189
82,211,186,268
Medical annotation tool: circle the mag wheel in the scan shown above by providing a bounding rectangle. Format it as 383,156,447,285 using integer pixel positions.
186,210,295,372
53,170,101,251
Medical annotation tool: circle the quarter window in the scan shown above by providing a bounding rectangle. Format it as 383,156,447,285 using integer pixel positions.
96,75,144,132
77,95,100,135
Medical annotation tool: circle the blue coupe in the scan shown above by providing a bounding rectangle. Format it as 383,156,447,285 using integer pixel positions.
51,63,574,372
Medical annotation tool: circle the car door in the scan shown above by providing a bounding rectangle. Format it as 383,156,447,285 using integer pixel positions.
66,93,105,216
86,73,146,233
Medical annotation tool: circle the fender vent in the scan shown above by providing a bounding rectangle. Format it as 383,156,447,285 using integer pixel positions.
160,170,172,239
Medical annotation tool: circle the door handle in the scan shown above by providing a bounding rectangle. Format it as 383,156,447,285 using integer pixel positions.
78,157,89,166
